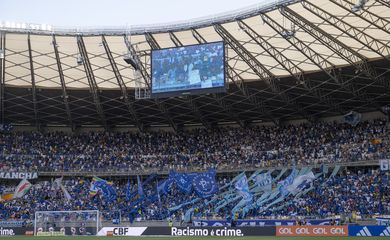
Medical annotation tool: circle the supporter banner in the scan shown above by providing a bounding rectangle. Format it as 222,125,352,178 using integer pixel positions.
276,226,348,237
380,159,389,171
97,227,275,237
193,219,339,227
348,225,390,237
0,172,37,179
0,227,34,236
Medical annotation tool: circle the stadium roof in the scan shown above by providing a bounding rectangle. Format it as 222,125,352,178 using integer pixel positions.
0,0,389,130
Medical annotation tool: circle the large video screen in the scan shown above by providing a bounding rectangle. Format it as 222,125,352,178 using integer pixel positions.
151,41,225,97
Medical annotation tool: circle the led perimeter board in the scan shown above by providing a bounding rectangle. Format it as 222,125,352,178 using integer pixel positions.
151,41,226,98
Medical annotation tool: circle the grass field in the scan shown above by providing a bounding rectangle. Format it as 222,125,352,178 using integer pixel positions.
4,237,386,240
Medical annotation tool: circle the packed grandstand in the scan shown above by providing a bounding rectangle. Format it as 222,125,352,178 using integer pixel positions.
0,0,390,238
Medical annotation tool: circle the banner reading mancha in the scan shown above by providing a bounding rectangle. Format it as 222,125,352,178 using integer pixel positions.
0,172,38,179
276,226,348,237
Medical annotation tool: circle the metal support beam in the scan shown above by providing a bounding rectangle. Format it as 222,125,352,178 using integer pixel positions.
52,35,73,127
0,32,5,124
76,35,107,129
259,12,375,109
281,6,390,91
27,33,39,129
237,19,344,115
101,35,144,131
331,0,390,35
123,35,179,131
191,28,263,126
168,31,213,128
301,0,390,59
214,24,315,122
375,0,390,8
191,28,279,123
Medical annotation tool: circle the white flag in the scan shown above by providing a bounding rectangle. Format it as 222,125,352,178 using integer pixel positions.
286,171,315,195
13,179,32,198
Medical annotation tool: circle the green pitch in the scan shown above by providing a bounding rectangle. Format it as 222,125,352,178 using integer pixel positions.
6,237,386,240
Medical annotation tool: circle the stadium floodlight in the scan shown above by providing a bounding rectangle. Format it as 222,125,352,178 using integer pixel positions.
351,0,367,12
123,52,139,70
281,30,295,39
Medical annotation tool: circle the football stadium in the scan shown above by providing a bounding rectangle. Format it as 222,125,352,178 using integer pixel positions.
0,0,389,239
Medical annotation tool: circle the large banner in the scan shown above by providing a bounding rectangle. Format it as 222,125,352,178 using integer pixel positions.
193,219,339,227
276,226,348,237
0,172,37,179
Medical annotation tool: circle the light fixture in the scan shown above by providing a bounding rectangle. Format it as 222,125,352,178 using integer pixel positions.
123,52,139,70
77,54,83,65
0,49,4,59
351,0,367,12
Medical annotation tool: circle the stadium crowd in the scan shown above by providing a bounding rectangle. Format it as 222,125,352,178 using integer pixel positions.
0,118,389,222
0,119,389,173
0,168,388,222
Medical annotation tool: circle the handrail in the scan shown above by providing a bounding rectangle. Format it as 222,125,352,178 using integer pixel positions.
2,159,380,177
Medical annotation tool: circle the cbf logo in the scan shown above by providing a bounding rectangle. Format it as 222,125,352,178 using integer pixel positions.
113,228,129,236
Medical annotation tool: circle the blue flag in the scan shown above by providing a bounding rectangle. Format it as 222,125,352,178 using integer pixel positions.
235,175,252,203
171,171,193,194
158,178,174,195
156,180,161,205
93,177,117,202
193,169,219,198
126,177,132,201
137,175,144,198
277,168,298,196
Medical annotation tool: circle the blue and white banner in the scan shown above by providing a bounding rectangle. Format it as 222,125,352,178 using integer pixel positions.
193,219,339,227
255,172,272,192
348,225,390,237
193,169,218,198
277,169,298,196
286,171,315,195
235,175,252,203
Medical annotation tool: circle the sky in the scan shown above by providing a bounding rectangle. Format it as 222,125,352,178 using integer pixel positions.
0,0,266,28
